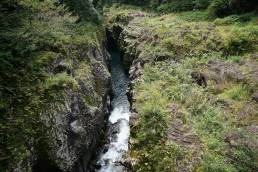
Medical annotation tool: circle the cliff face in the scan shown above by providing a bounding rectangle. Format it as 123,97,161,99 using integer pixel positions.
39,44,111,172
15,44,111,172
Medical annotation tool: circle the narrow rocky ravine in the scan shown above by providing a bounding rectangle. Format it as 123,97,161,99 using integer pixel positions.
94,49,131,172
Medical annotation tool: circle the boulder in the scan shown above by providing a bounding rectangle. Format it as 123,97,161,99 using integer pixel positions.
191,71,207,87
207,60,244,83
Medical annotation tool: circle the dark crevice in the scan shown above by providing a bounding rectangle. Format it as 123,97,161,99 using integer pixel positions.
106,26,131,75
106,26,123,52
33,159,62,172
33,147,62,172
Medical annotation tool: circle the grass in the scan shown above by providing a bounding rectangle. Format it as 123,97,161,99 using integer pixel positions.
131,60,232,171
132,75,184,172
44,72,79,91
227,55,241,63
219,84,251,101
106,5,258,64
106,6,258,171
131,58,257,171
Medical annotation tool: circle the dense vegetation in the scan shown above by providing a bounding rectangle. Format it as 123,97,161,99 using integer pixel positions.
0,0,104,171
98,0,258,17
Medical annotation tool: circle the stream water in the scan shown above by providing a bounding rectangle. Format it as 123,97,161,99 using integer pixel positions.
96,51,131,172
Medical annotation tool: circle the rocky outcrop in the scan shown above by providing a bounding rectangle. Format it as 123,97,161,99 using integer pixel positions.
2,0,111,171
191,71,207,87
36,44,111,172
206,60,245,84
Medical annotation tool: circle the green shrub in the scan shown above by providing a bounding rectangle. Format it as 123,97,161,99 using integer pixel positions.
214,15,241,25
208,0,231,17
157,0,195,13
208,0,258,18
214,13,256,25
156,0,213,13
233,145,258,171
178,10,209,21
194,0,213,9
62,0,100,22
231,130,258,171
225,25,258,54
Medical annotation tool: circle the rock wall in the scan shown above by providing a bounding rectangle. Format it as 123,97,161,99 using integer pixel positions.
35,44,111,172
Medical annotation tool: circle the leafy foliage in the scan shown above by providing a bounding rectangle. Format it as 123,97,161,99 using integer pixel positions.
61,0,100,22
208,0,258,17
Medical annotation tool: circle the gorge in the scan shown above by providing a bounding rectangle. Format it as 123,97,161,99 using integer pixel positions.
95,49,130,172
1,1,258,172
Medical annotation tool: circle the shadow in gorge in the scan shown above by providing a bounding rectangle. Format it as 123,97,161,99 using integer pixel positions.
33,155,62,172
106,27,123,51
105,26,131,74
32,137,63,172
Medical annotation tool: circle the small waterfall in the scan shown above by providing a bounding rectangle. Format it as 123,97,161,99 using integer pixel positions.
96,51,131,172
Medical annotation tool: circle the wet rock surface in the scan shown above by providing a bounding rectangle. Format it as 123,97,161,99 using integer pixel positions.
94,50,131,172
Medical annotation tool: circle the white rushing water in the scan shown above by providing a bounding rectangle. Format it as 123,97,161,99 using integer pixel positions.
97,51,131,172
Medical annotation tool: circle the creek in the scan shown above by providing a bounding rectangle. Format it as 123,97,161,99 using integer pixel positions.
96,50,131,172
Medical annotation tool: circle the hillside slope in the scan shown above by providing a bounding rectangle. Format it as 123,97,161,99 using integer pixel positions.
105,5,258,172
